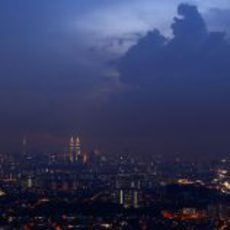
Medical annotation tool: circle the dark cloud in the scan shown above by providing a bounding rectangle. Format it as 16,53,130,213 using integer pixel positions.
98,3,230,156
119,3,230,86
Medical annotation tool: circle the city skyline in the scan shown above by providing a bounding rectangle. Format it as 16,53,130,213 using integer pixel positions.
1,1,230,229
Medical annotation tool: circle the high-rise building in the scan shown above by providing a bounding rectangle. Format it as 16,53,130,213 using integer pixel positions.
82,152,88,165
75,137,81,161
115,174,141,208
69,136,81,162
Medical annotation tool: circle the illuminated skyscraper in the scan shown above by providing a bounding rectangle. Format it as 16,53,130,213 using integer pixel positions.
69,136,81,162
115,175,140,208
82,151,88,165
69,136,74,162
75,137,81,161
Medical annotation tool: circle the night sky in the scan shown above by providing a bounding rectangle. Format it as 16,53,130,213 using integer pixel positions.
0,0,230,156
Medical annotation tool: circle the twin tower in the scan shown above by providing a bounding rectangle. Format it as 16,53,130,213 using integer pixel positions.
69,136,81,162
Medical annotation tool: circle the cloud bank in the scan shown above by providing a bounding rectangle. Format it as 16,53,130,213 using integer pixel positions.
97,3,230,156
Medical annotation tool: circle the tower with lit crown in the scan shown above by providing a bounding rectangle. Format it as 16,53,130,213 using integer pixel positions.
69,136,81,162
75,137,81,161
69,136,75,162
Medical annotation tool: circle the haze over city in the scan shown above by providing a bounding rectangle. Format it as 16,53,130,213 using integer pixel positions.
2,1,230,229
1,0,230,156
